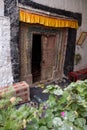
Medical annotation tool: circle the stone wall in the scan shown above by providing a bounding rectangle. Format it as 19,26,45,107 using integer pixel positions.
0,16,13,87
74,0,87,71
4,0,20,82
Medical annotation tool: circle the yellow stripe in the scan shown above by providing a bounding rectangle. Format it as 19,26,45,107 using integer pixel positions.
19,9,78,29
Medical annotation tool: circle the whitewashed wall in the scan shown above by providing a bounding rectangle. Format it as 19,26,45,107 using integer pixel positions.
0,17,13,87
33,0,87,71
74,0,87,70
32,0,82,13
0,0,4,16
0,0,13,87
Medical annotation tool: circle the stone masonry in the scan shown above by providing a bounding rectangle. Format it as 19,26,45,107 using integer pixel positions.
4,0,20,82
0,16,13,87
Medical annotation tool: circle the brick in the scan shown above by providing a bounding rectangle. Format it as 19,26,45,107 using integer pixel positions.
0,81,30,103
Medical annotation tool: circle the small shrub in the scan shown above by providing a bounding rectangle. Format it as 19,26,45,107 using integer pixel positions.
0,89,37,130
0,80,87,130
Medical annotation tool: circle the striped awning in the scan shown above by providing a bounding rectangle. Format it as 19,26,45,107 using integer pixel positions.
19,9,78,29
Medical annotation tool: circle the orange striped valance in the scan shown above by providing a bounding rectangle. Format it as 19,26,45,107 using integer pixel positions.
19,9,78,29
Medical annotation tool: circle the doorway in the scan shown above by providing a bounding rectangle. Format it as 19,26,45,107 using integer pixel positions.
32,34,42,83
19,23,68,85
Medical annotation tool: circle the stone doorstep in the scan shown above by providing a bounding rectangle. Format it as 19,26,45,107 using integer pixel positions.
0,81,30,104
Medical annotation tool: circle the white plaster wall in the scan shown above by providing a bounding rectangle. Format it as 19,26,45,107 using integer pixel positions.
33,0,87,71
32,0,82,13
0,16,13,87
74,37,87,71
74,0,87,70
0,0,4,16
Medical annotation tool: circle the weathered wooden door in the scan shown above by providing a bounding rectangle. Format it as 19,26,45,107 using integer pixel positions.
41,35,56,80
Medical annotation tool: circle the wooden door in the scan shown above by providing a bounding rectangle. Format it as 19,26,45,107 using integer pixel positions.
41,35,56,80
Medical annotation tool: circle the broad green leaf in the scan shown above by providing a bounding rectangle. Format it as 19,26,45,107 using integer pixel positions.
53,117,63,127
67,111,76,122
81,111,87,117
47,120,53,128
39,118,46,125
61,121,74,130
75,118,86,128
84,125,87,130
0,114,2,121
39,126,48,130
53,89,63,96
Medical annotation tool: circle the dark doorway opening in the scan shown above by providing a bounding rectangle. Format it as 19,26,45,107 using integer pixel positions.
32,34,42,83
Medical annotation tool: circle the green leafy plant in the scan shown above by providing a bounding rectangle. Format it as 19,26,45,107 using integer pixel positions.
0,80,87,130
26,80,87,130
0,89,37,130
41,80,87,130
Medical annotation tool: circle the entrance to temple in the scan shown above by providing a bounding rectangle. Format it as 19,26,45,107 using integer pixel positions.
19,23,68,85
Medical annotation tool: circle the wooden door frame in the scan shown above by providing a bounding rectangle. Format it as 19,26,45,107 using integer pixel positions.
19,23,68,84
